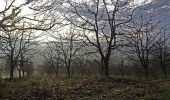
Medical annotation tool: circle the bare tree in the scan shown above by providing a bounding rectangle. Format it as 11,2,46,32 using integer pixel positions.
0,0,56,32
0,30,21,79
125,12,163,77
153,28,169,78
60,0,134,77
17,30,37,78
0,0,60,79
0,0,22,31
48,25,86,78
0,27,37,79
24,59,34,77
41,42,61,76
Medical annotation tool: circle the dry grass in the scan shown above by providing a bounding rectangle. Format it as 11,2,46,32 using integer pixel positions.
0,77,170,100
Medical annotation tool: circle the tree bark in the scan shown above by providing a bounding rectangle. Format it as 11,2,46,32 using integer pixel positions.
104,60,109,77
67,66,71,78
144,65,148,77
10,67,14,79
9,58,14,79
100,60,104,76
162,65,167,78
18,69,21,78
22,71,25,77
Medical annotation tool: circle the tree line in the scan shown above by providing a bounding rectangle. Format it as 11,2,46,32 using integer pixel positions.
0,0,169,79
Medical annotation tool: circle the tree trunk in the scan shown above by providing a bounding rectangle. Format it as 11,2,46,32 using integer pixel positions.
67,60,72,78
66,62,71,78
162,65,167,78
121,60,125,76
22,71,25,77
67,66,71,78
100,60,104,76
80,70,84,77
104,60,109,77
55,62,59,77
9,59,14,80
144,66,148,77
18,69,21,78
10,67,14,79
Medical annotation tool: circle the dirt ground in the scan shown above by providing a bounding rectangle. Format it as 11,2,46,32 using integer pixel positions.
0,77,170,100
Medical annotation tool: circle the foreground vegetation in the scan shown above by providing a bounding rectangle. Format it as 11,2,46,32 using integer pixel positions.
0,77,170,100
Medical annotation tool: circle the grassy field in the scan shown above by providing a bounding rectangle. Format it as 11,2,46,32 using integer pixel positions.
0,77,170,100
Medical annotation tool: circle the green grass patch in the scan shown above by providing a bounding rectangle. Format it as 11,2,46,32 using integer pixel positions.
161,85,170,100
0,78,41,96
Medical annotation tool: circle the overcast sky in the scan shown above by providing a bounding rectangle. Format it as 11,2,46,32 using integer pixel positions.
1,0,170,41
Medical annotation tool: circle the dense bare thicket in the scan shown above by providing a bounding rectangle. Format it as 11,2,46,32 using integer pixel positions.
24,0,170,78
123,10,170,77
59,0,135,77
43,25,86,78
0,28,37,79
0,0,57,79
152,28,170,77
40,42,61,76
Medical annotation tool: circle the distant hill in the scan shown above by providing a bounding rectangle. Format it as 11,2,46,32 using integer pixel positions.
137,0,170,29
